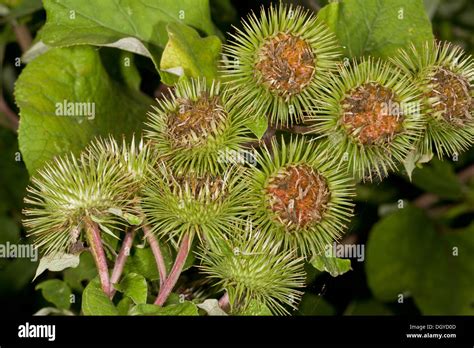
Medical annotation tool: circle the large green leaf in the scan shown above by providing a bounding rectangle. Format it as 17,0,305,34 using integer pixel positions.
317,0,433,59
35,279,72,310
159,22,221,85
129,302,199,316
366,206,474,314
82,277,119,315
114,272,147,304
15,46,152,174
39,0,219,69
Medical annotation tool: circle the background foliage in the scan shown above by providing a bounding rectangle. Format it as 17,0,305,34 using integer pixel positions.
0,0,473,315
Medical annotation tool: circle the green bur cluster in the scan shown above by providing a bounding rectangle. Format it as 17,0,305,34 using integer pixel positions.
22,2,474,315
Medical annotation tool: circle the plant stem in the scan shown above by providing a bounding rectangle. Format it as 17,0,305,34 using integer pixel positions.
143,224,167,287
84,218,111,296
277,124,313,134
154,233,192,306
218,292,230,313
109,228,136,298
0,95,19,132
12,20,32,53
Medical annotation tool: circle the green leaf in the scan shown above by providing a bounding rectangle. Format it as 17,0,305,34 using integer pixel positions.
160,22,221,85
163,293,182,306
99,48,142,91
244,114,268,140
297,294,336,316
114,272,147,304
197,299,228,316
116,297,133,315
34,252,80,281
63,252,97,292
310,250,352,277
366,206,474,314
39,0,219,70
82,277,119,315
107,208,143,226
15,46,152,174
402,148,434,181
125,246,173,281
317,0,433,59
129,302,199,316
411,158,462,200
35,279,72,310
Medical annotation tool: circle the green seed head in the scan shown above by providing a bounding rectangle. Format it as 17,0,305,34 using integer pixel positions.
307,57,425,181
146,78,250,175
222,3,341,126
23,149,139,256
391,41,474,158
85,135,154,190
142,163,249,248
248,136,355,258
198,220,305,315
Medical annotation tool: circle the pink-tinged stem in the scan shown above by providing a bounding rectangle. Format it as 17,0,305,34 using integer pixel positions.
85,219,111,296
109,228,136,298
154,233,191,306
143,225,167,287
0,96,19,132
12,21,32,53
218,292,230,313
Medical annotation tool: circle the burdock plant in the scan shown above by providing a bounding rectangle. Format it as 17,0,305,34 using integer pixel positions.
222,2,341,126
198,221,305,315
85,135,154,189
142,164,249,249
391,41,474,158
248,136,355,257
23,150,140,257
146,78,250,175
23,143,144,295
19,1,474,319
308,57,425,181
